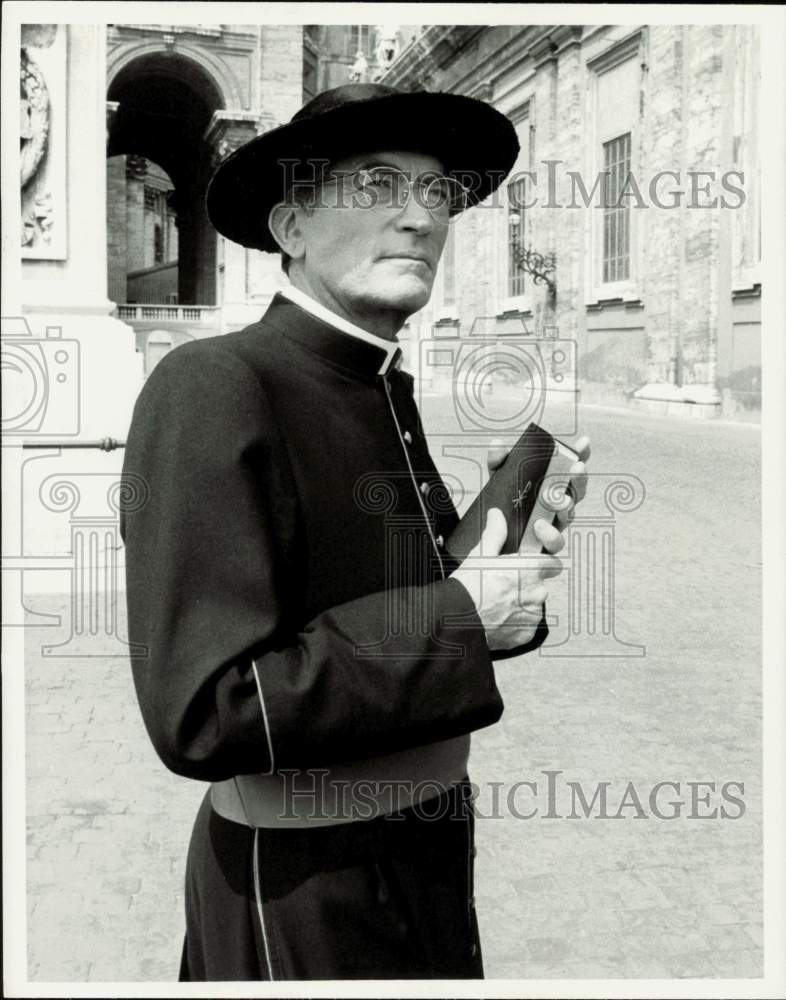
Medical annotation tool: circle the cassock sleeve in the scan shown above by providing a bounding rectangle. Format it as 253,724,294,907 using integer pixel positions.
120,344,503,782
490,614,549,660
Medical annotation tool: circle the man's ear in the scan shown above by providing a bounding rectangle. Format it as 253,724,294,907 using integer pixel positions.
268,203,306,262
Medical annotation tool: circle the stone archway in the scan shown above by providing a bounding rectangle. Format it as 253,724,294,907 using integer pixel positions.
107,51,226,306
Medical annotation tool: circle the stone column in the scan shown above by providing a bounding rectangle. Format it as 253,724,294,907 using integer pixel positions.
16,24,143,440
634,25,723,417
551,28,584,347
205,110,285,331
677,25,723,409
3,22,144,609
1,18,22,315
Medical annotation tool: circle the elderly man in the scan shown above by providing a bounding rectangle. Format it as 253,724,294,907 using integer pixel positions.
120,83,589,981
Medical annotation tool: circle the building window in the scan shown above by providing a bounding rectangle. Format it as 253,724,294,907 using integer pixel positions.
347,25,376,59
154,223,164,264
498,109,532,307
507,174,528,297
602,132,631,283
589,40,641,297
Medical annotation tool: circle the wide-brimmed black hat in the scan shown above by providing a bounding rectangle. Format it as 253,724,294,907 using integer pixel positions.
206,83,519,252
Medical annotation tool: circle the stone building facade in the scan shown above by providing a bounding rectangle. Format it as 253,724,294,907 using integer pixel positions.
106,22,303,335
107,155,179,305
102,22,413,372
303,24,418,99
383,24,761,418
7,21,758,420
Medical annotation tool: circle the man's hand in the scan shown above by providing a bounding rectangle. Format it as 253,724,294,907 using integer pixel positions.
451,507,564,651
487,435,592,530
451,435,592,652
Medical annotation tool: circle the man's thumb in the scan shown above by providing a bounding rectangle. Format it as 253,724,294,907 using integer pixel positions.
479,506,507,556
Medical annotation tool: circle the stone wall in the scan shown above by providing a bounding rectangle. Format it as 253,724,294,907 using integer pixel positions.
388,24,761,420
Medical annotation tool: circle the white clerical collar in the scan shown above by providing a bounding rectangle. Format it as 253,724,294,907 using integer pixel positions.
279,281,401,375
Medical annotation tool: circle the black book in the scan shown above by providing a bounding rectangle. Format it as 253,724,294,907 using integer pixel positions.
446,423,579,563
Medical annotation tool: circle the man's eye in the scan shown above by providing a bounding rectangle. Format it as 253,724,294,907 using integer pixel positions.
365,169,399,191
426,179,451,203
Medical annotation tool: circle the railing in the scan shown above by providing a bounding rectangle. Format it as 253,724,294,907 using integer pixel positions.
22,438,125,450
116,304,219,323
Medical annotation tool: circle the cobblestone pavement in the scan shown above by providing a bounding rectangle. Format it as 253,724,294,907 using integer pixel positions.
22,400,762,982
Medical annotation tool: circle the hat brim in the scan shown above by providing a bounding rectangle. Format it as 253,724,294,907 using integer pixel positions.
206,91,519,252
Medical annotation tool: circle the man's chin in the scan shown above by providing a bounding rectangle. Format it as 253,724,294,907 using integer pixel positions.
361,276,433,314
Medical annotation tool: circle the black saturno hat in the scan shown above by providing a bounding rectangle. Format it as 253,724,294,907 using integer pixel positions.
206,83,519,252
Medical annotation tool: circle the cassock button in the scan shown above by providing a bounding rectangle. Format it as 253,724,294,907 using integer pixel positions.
436,535,445,548
403,430,413,444
471,942,479,958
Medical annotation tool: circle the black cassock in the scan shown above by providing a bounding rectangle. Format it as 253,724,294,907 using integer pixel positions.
120,293,546,980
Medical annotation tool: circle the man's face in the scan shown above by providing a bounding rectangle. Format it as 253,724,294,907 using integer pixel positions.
296,150,451,323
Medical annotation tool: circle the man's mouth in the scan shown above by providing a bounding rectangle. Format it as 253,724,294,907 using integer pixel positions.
380,253,432,270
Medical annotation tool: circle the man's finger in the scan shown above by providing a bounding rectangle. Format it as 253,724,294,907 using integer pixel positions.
568,460,587,502
486,438,509,472
533,517,565,554
520,583,549,607
573,435,591,463
554,498,575,530
466,506,507,558
537,554,563,580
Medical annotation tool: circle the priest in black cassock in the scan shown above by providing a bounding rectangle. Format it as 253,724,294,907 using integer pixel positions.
120,83,590,981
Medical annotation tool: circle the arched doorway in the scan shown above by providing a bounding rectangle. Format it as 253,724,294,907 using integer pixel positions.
107,53,223,306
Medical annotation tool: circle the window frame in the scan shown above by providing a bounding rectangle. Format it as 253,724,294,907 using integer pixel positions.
585,31,644,305
347,25,376,60
496,103,534,316
601,131,633,285
435,220,459,321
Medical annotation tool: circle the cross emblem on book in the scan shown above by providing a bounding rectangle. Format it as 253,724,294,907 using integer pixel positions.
512,483,532,509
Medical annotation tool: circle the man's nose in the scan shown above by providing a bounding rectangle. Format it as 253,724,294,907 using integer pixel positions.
394,187,435,234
